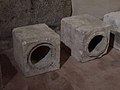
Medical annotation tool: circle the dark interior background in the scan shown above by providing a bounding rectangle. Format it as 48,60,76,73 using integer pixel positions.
0,0,72,52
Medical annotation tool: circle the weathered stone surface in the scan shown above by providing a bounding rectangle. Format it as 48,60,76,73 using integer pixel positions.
0,38,13,54
72,0,120,18
0,0,71,52
103,12,120,51
13,24,60,77
61,14,111,62
103,11,120,33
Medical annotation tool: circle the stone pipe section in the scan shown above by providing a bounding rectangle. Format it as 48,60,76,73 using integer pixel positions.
12,24,60,77
104,11,120,51
61,14,111,62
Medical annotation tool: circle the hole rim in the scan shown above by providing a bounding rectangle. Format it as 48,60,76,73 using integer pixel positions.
88,35,104,52
30,45,50,65
85,34,108,57
27,43,54,68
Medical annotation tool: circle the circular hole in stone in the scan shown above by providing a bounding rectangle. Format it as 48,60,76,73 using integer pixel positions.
30,46,50,64
88,35,104,52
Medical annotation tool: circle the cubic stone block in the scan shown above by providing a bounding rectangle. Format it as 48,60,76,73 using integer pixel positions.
12,24,60,77
103,11,120,33
61,14,111,62
103,12,120,51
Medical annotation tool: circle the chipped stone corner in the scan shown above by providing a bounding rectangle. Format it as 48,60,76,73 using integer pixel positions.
12,24,60,77
61,14,111,62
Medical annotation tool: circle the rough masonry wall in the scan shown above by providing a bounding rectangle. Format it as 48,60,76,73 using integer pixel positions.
0,0,71,51
72,0,120,18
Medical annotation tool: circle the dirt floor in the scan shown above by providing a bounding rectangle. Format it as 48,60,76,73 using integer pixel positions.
1,43,120,90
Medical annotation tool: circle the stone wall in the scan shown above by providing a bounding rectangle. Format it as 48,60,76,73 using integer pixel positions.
72,0,120,18
0,0,72,52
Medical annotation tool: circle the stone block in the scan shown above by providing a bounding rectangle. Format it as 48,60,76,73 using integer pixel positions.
61,14,111,62
103,11,120,34
12,24,60,77
103,12,120,51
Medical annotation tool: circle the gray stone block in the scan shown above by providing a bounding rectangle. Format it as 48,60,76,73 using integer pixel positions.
61,14,111,62
103,12,120,51
103,11,120,34
12,24,60,77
